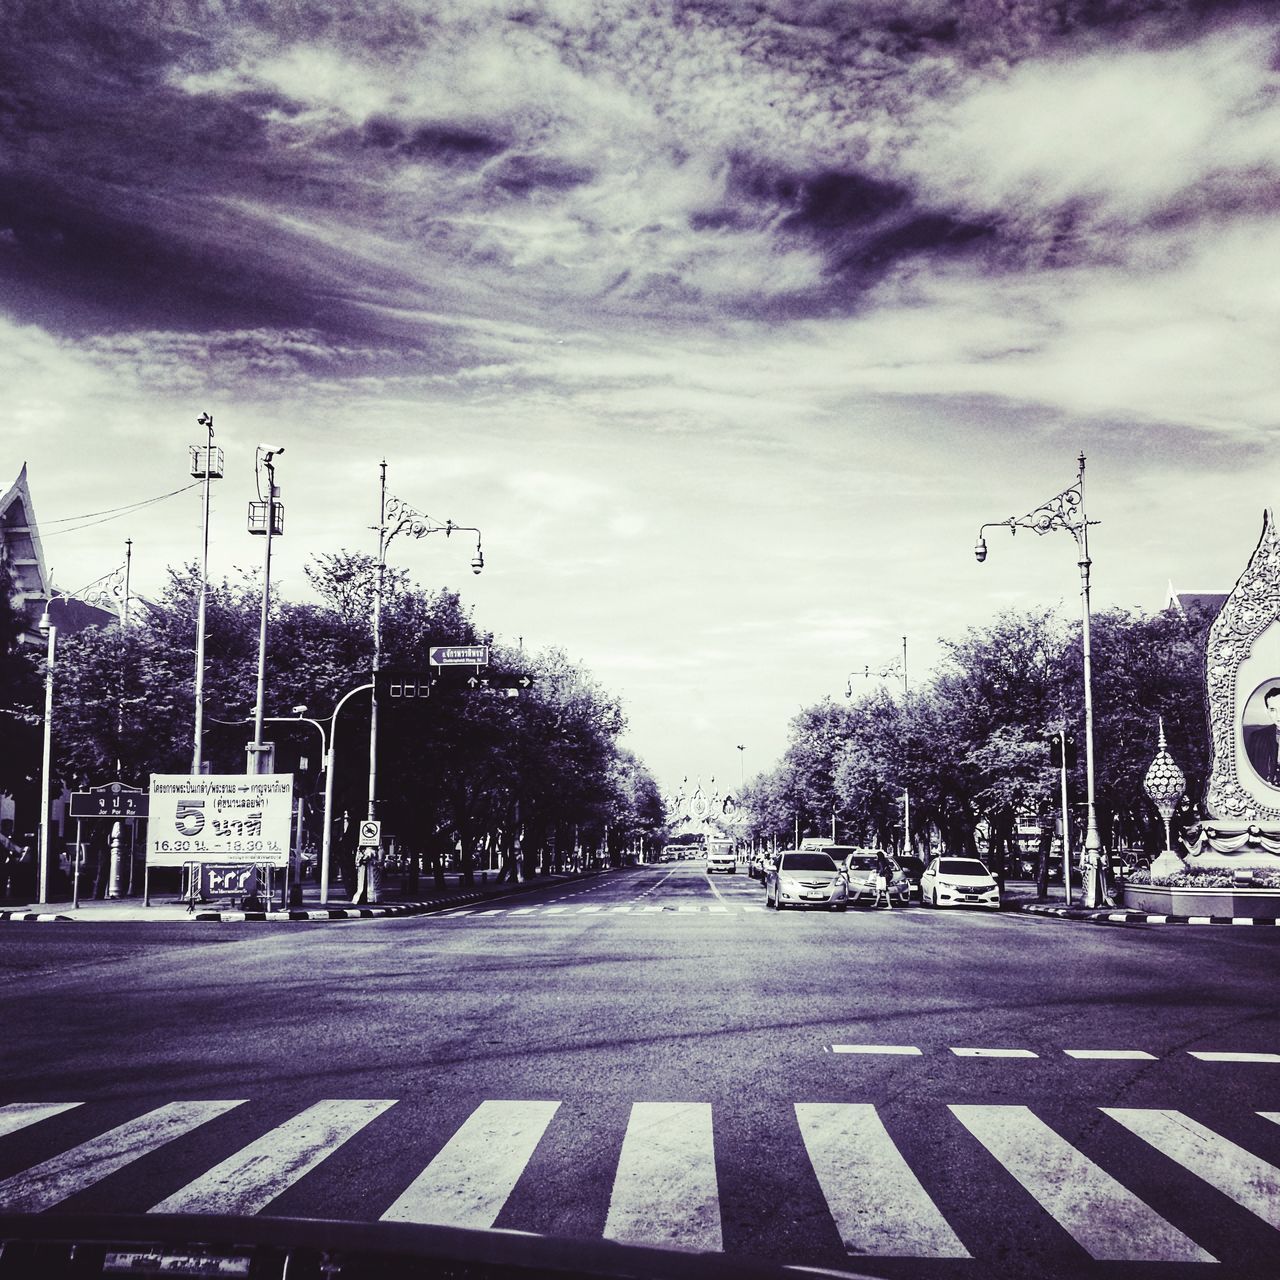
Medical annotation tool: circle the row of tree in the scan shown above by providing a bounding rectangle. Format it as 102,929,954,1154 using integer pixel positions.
0,551,669,889
740,605,1215,886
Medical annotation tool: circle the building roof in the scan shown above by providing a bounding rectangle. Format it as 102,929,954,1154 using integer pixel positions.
1165,584,1229,622
2,465,118,643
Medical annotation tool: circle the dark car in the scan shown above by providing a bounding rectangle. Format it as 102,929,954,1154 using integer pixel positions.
896,855,925,900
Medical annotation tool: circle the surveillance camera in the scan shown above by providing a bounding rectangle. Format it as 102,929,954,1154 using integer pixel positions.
260,444,285,459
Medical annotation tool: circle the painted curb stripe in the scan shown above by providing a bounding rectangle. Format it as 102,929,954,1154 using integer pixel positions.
951,1048,1038,1058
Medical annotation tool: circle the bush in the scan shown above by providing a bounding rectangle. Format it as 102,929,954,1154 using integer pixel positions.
1127,865,1280,889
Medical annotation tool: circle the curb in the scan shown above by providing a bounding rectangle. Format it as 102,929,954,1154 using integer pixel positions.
0,870,607,925
1017,902,1280,927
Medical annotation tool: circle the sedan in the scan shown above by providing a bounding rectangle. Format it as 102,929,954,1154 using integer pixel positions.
765,851,847,911
920,857,1001,909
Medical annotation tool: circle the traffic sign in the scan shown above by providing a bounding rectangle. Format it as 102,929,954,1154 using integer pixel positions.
429,645,489,667
359,820,382,846
464,673,534,691
70,784,149,818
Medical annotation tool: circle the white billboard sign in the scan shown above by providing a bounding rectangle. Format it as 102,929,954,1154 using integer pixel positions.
147,774,293,868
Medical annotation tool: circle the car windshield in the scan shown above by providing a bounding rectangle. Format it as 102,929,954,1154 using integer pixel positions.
780,853,837,871
938,858,990,876
846,855,878,870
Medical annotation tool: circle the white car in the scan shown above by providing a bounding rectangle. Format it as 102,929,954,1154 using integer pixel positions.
920,857,1001,909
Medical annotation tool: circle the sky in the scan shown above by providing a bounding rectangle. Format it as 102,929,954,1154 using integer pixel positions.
3,0,1279,797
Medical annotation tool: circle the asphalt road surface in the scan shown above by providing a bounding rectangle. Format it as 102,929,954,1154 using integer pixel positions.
2,861,1279,1278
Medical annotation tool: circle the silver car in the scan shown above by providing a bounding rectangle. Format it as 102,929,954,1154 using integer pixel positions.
765,850,848,911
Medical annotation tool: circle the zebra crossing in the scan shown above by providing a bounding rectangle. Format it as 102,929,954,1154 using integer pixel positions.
437,902,769,917
2,1098,1279,1266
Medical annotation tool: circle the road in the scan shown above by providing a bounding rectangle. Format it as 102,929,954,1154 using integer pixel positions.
2,861,1279,1278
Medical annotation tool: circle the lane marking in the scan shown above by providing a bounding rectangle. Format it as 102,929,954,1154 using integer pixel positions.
152,1099,395,1215
707,905,729,913
0,1102,82,1138
832,1045,922,1056
1105,1108,1280,1230
951,1048,1038,1059
640,905,665,913
604,1102,722,1252
382,1100,560,1228
0,1101,245,1213
577,906,603,914
508,908,536,915
797,1103,968,1258
1189,1051,1280,1063
542,907,570,915
1064,1050,1156,1060
610,907,633,913
949,1104,1211,1262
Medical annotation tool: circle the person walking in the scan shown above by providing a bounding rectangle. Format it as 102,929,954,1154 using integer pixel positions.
874,850,894,909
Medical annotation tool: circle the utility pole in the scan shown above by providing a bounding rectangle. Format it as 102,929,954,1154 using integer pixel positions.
191,413,221,774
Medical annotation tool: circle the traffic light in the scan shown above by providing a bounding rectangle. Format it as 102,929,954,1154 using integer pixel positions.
1049,735,1078,769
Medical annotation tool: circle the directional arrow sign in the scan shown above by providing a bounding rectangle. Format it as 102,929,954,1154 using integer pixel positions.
429,645,489,667
463,672,534,692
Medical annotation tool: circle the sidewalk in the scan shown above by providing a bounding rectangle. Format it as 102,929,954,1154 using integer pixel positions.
1004,881,1280,927
0,869,606,924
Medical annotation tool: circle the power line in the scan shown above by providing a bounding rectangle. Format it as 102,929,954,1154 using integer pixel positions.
40,482,201,537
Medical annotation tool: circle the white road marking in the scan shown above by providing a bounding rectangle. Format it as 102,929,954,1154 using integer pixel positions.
610,907,633,913
509,908,536,915
949,1105,1212,1262
832,1045,922,1056
708,905,729,913
950,1048,1038,1058
0,1101,245,1212
542,907,570,914
152,1099,395,1215
640,905,665,913
1065,1050,1156,1060
577,906,602,913
0,1102,81,1138
796,1103,968,1258
604,1102,721,1251
677,904,700,913
1104,1108,1280,1230
382,1100,560,1228
1189,1051,1280,1063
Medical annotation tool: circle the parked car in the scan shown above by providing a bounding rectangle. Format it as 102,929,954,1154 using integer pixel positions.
896,855,925,900
765,850,847,911
920,856,1001,909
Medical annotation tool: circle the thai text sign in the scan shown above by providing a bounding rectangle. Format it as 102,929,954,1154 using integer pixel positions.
147,775,292,868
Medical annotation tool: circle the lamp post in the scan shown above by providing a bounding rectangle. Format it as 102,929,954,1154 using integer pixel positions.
247,446,284,775
366,462,483,836
190,413,223,773
975,452,1107,907
213,684,373,906
845,636,908,700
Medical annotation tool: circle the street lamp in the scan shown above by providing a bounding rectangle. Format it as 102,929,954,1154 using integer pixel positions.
190,412,223,773
366,462,483,838
845,637,909,699
975,452,1107,907
247,446,284,775
212,683,372,906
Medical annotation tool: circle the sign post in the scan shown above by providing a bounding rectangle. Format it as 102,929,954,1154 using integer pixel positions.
68,783,149,908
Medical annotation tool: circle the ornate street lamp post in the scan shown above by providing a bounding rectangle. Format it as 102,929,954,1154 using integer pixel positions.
247,446,284,774
366,463,483,898
975,453,1108,906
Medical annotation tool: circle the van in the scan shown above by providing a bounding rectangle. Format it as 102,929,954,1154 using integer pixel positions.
705,838,736,874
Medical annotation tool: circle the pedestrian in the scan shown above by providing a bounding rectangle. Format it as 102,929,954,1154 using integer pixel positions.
335,810,358,901
874,850,894,909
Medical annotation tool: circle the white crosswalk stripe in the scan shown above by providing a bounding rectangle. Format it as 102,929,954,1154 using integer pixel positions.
151,1099,396,1215
0,1101,244,1212
3,1097,1278,1265
950,1104,1213,1262
0,1102,81,1138
1105,1108,1280,1229
381,1100,560,1228
796,1103,968,1257
604,1102,722,1251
